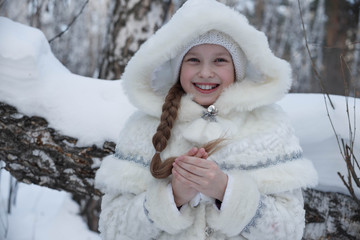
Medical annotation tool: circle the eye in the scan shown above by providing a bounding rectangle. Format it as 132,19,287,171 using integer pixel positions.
186,57,200,62
215,58,228,63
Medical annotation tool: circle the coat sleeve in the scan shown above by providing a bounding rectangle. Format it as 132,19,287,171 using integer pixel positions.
206,106,318,239
206,171,306,239
95,155,195,240
240,189,306,239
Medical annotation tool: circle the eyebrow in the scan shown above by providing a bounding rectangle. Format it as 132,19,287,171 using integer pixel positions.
185,51,231,57
214,52,232,57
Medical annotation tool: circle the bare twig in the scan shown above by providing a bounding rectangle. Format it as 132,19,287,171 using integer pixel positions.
7,175,18,214
48,0,89,43
297,0,360,206
0,162,9,238
307,41,360,50
298,0,344,156
340,57,353,140
338,171,360,205
345,144,360,188
340,55,357,148
339,56,359,194
297,0,334,109
323,94,345,158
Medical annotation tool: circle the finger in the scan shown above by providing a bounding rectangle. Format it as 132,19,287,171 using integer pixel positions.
186,147,198,157
172,164,193,184
199,148,210,159
176,155,208,169
174,160,208,177
173,163,203,187
194,148,206,158
172,167,184,182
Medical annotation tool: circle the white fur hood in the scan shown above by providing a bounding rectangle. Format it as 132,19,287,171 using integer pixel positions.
122,0,292,117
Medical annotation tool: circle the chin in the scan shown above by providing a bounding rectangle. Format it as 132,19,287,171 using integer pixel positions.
194,99,215,107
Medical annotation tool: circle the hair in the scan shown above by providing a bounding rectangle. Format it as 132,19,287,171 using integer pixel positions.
150,82,225,179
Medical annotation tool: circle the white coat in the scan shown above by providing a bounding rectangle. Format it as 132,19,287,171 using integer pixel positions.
95,0,318,239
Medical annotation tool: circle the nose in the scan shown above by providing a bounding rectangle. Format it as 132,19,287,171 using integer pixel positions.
198,64,214,78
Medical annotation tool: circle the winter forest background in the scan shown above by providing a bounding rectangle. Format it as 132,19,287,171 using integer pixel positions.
0,0,360,239
1,0,360,94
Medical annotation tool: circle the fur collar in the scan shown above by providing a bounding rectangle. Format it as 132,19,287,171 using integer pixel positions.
122,0,292,117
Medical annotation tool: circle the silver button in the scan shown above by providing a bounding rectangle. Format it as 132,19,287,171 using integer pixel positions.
202,105,218,122
207,105,218,115
205,226,214,237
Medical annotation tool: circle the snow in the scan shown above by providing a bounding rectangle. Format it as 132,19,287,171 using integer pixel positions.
0,17,136,147
279,94,360,195
0,169,100,240
0,17,359,239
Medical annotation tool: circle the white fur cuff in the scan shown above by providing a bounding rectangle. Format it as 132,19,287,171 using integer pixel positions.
206,172,260,236
144,178,195,234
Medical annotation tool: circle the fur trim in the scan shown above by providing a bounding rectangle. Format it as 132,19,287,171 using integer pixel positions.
206,173,261,236
95,155,152,195
99,192,161,239
96,156,195,235
145,178,195,234
247,158,318,194
122,0,292,117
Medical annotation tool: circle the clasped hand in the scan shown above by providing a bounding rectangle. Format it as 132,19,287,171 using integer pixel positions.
171,147,228,207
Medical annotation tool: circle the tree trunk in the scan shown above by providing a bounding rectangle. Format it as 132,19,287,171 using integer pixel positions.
98,0,174,80
322,0,360,96
303,189,360,240
1,101,360,237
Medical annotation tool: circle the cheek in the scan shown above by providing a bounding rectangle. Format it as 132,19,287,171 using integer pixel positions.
180,66,193,86
220,69,235,86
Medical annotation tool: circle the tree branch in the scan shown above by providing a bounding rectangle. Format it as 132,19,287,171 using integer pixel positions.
0,101,114,197
48,0,89,43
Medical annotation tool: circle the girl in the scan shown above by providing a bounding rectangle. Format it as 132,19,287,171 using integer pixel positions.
95,0,318,239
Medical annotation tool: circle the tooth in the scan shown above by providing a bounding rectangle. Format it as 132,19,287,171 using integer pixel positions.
195,84,217,90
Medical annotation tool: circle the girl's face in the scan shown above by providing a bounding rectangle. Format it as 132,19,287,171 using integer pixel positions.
179,44,235,107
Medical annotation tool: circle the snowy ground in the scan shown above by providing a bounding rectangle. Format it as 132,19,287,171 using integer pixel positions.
0,17,359,239
0,169,101,240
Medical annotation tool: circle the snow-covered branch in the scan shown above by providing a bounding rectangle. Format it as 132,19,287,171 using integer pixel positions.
0,102,114,196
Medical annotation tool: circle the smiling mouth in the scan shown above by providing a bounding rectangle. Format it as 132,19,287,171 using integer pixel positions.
193,83,219,93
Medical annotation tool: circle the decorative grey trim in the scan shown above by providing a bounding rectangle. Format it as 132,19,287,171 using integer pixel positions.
143,198,154,224
201,111,218,122
217,151,302,171
242,195,265,233
114,150,302,171
205,226,215,237
114,152,150,167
